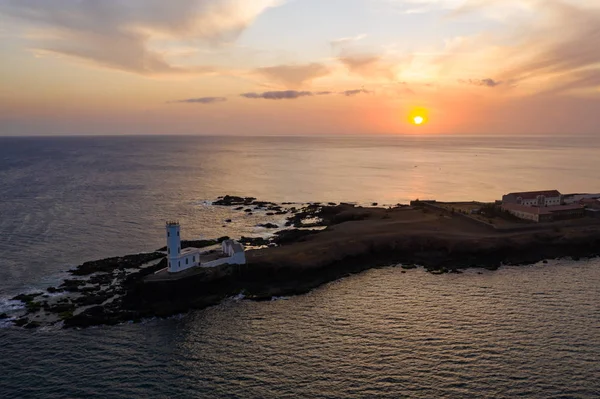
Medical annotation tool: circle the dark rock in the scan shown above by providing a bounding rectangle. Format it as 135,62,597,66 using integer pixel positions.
88,273,113,285
47,286,62,294
45,303,76,314
328,202,337,206
542,260,548,264
257,223,278,229
72,252,164,276
26,301,43,312
14,317,29,327
266,213,274,216
272,229,320,245
428,268,448,275
24,321,41,329
74,291,114,307
239,236,270,247
401,264,417,270
0,313,9,319
80,286,101,293
372,203,378,206
234,206,244,210
244,208,252,213
213,195,257,206
12,293,43,303
225,219,232,223
60,279,86,292
59,311,74,320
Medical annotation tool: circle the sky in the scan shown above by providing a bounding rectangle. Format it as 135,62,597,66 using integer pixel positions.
0,0,599,136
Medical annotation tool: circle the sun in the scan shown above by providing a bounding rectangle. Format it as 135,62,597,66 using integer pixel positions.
408,107,429,126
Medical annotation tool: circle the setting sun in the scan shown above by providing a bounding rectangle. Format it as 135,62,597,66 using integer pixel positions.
409,107,429,126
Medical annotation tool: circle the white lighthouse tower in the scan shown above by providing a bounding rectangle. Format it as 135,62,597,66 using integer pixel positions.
166,221,182,272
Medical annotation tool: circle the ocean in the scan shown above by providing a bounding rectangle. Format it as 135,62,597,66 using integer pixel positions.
1,135,599,398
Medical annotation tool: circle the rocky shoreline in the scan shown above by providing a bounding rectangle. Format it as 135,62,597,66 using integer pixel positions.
8,196,600,329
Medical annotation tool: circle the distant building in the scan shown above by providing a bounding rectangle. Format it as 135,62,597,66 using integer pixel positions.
502,190,562,207
501,203,585,223
579,198,600,210
563,193,600,205
165,221,245,273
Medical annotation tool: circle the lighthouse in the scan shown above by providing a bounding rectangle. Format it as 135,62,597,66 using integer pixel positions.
166,221,183,272
162,221,246,273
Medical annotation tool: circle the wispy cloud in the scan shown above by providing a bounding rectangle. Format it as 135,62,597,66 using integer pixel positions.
241,90,314,100
330,33,367,51
377,0,464,14
460,78,502,87
0,0,283,75
255,63,330,88
446,0,600,95
342,89,370,96
338,53,398,80
170,96,227,104
240,89,371,100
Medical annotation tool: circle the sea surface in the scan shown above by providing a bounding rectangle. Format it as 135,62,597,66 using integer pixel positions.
1,135,599,398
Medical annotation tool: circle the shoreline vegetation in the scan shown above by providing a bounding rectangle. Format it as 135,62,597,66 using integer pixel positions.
8,196,600,329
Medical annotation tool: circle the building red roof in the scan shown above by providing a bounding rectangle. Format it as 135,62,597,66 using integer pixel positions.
506,190,561,200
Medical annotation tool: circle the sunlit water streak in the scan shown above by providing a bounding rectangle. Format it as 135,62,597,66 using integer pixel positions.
1,135,599,398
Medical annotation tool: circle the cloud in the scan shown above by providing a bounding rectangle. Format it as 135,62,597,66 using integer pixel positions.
447,0,600,95
255,63,330,88
376,0,464,15
503,2,600,94
330,33,367,51
240,90,314,100
240,89,370,100
341,89,371,96
338,53,398,80
0,0,283,75
461,78,502,87
170,96,227,104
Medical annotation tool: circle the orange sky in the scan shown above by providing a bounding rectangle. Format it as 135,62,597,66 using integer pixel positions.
0,0,599,136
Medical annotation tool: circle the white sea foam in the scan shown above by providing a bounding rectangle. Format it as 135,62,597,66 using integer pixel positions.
231,293,246,301
0,319,15,329
0,297,26,313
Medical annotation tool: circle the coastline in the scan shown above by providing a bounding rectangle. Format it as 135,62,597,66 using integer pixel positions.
8,198,600,329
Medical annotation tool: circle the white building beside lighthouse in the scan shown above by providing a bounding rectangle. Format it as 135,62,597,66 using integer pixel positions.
165,221,246,273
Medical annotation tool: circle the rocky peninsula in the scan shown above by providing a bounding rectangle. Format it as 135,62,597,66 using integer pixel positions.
9,196,600,329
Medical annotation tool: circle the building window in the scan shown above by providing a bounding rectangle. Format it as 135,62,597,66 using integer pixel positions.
186,258,189,265
193,256,196,262
168,261,171,268
177,231,179,237
178,261,181,267
167,232,170,237
168,248,170,254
